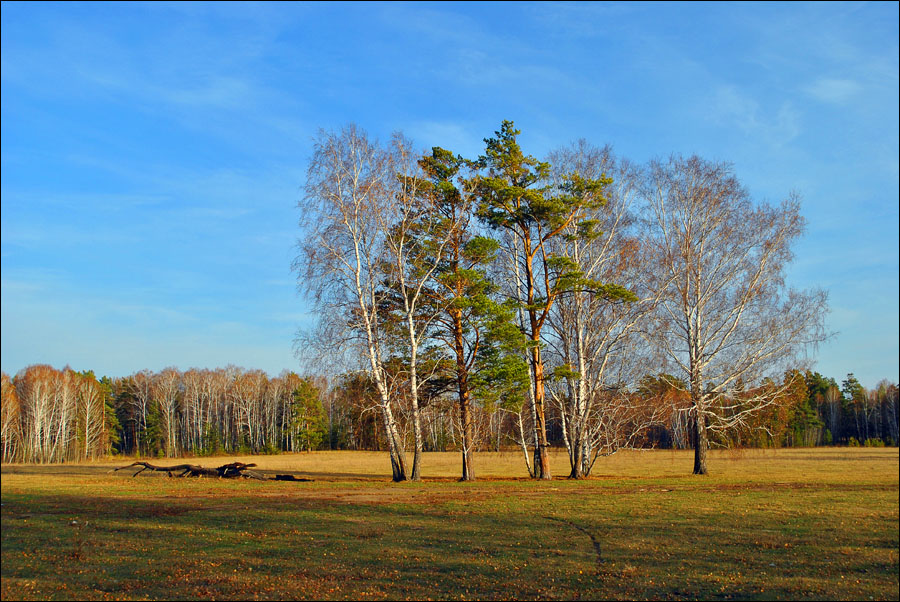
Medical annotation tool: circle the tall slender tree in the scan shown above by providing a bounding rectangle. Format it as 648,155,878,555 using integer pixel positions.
544,142,652,478
297,124,409,481
153,367,182,457
419,147,527,481
642,155,828,474
379,135,455,480
474,121,632,479
1,372,22,462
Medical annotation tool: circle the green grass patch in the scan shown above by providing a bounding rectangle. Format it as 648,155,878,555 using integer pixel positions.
2,448,897,600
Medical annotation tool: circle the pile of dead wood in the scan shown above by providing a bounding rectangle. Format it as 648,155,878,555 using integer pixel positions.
114,461,311,481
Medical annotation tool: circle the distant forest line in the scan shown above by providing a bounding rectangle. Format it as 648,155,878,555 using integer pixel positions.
1,364,896,467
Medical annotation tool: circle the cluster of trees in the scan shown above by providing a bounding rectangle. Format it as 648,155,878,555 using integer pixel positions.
1,366,111,463
2,363,895,468
0,365,328,462
708,370,898,449
327,367,898,452
294,120,834,480
792,372,899,448
3,123,893,477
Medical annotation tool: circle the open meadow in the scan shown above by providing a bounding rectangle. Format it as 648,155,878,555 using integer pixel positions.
2,448,898,600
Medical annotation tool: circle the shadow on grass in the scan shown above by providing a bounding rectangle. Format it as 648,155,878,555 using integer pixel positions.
3,478,898,601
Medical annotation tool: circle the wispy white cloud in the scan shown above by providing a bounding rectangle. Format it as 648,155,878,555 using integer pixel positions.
375,4,487,46
2,5,311,157
707,85,801,147
160,76,255,110
0,291,298,377
803,78,862,104
2,1,896,384
525,1,646,38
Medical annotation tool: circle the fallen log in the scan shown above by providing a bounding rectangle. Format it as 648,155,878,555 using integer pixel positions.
114,461,267,479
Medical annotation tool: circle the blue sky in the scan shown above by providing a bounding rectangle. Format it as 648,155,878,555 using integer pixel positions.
2,2,897,388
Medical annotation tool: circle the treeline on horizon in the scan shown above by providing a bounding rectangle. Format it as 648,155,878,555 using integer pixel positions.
1,364,897,466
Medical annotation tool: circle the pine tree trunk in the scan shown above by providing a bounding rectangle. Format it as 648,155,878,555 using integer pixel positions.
452,312,476,481
531,343,552,480
460,393,475,481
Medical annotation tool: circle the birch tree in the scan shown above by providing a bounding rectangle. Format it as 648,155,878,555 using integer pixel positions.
207,369,230,452
17,365,54,463
379,135,454,480
876,380,899,445
128,370,154,455
53,369,77,462
642,155,828,474
296,124,409,481
153,367,182,457
229,368,267,452
181,369,205,453
1,372,22,462
75,371,107,460
544,142,654,478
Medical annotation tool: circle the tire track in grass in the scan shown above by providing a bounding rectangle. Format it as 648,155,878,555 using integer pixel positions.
545,515,603,570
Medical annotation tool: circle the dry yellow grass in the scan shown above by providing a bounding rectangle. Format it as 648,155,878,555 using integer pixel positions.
5,446,895,483
2,448,897,600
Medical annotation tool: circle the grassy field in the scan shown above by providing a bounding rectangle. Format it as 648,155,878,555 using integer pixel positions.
1,448,897,600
